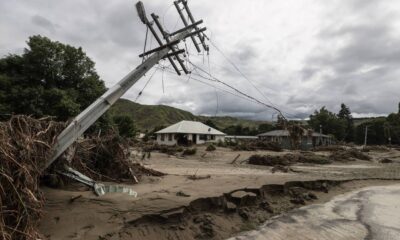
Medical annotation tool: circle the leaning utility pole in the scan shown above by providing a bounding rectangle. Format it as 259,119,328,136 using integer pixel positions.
44,0,208,170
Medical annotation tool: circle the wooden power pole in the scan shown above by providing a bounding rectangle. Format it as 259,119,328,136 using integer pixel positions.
45,0,208,170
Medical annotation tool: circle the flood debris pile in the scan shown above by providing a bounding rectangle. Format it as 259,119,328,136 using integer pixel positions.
248,148,371,168
329,148,371,162
313,145,345,152
380,158,394,164
248,152,332,167
0,116,65,240
231,140,282,152
0,116,164,240
362,145,390,152
67,135,164,183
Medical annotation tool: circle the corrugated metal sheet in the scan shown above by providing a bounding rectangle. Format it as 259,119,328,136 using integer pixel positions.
156,120,226,135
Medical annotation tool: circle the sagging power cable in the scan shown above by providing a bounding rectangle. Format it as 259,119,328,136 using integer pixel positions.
157,66,262,106
202,34,299,119
187,59,287,120
135,68,159,102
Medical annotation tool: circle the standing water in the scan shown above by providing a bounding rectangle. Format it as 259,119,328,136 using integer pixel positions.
229,184,400,240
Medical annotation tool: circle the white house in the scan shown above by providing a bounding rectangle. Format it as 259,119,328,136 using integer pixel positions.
155,120,226,146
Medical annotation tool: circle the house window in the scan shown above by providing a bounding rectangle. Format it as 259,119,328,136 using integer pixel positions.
210,135,215,140
168,134,172,141
199,134,206,140
161,134,165,141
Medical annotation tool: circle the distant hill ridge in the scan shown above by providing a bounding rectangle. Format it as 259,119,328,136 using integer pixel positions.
109,99,270,131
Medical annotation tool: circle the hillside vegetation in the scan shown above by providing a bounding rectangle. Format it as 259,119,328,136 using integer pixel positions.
109,99,270,131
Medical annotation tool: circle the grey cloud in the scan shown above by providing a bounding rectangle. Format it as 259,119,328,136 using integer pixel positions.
295,0,400,116
31,15,58,33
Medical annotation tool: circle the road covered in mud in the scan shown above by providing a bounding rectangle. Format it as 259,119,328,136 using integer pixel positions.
231,184,400,240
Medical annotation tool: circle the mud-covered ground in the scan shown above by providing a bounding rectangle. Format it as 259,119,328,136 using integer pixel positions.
38,146,400,240
231,184,400,240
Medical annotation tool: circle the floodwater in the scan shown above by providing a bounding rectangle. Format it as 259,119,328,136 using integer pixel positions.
230,184,400,240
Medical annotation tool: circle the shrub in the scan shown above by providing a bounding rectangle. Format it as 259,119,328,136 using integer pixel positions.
217,140,226,147
183,147,197,155
206,144,216,151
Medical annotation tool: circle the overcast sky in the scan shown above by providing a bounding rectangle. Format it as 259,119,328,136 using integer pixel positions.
1,0,399,120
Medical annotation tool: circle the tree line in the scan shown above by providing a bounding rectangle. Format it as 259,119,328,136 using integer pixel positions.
308,103,400,145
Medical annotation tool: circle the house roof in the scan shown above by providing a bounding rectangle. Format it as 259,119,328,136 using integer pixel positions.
258,130,331,138
258,130,289,137
155,120,226,135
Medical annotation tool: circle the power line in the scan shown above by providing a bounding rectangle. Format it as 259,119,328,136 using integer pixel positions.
202,35,299,119
187,59,287,120
187,45,297,118
157,66,263,106
204,36,276,105
158,65,282,121
135,67,159,102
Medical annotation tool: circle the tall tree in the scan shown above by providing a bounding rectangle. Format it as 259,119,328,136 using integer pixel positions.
398,102,400,114
337,103,354,142
308,107,346,140
0,35,106,121
113,115,136,138
355,118,386,145
386,111,400,145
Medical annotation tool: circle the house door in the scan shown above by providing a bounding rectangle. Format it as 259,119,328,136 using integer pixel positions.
192,134,197,144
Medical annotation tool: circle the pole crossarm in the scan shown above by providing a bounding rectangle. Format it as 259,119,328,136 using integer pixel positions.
174,1,201,53
177,0,208,51
44,1,202,170
139,39,181,58
170,20,203,36
151,13,189,74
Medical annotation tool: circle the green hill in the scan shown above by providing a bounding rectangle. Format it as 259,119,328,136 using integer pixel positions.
109,99,270,131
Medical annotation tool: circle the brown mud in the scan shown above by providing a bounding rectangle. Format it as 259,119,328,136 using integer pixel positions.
100,178,400,240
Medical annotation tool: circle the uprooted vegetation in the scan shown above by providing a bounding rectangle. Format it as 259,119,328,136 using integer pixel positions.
0,115,164,240
329,148,371,162
0,116,65,240
248,152,332,166
248,148,372,167
361,145,391,152
313,145,345,152
63,135,164,183
228,140,282,152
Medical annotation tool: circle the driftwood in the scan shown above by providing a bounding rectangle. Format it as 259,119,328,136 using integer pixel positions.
69,195,83,203
230,154,241,164
0,115,65,240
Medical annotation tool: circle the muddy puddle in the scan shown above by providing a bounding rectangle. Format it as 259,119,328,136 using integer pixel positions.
230,184,400,240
